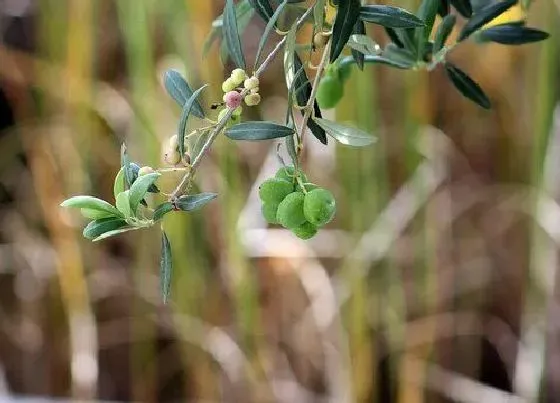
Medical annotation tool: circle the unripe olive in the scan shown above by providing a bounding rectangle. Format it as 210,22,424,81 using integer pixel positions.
338,62,352,82
292,221,318,240
232,106,243,117
313,32,330,49
261,202,280,224
222,78,237,93
258,178,294,204
303,188,336,226
230,68,247,85
275,166,307,183
277,192,306,229
316,75,344,110
244,93,261,106
138,166,155,176
244,76,259,90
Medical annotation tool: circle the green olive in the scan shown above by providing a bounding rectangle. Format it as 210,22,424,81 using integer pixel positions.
316,75,344,110
292,221,318,240
303,188,336,226
258,178,294,204
261,202,280,224
276,192,306,229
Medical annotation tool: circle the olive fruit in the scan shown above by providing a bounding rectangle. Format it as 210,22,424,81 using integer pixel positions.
316,75,344,109
261,202,280,224
338,62,352,82
303,188,336,226
277,192,306,229
275,166,307,183
292,221,318,240
258,178,294,204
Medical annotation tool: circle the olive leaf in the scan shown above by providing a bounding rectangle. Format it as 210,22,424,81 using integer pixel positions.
415,0,440,58
438,0,450,17
292,54,327,145
113,167,126,200
204,0,253,57
153,202,174,222
346,34,380,57
115,190,132,218
163,70,205,118
254,0,288,71
385,27,405,48
450,0,472,18
225,121,295,141
351,20,366,69
360,5,425,29
445,62,491,109
339,54,413,70
80,208,115,220
223,0,247,70
478,23,549,45
312,118,376,147
160,231,173,304
129,172,161,213
248,0,275,22
330,0,361,63
120,144,134,189
459,0,517,41
175,193,218,212
382,44,417,68
433,14,456,53
283,22,298,90
61,195,123,218
314,0,326,29
93,227,140,242
83,217,129,240
177,84,208,158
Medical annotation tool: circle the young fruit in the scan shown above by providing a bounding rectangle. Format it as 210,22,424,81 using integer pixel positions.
231,68,247,85
138,166,155,176
277,192,306,229
222,78,237,93
164,149,182,165
244,76,259,90
292,221,318,240
244,93,261,106
276,166,307,183
313,32,329,49
258,178,294,204
261,202,280,224
224,91,242,109
303,188,336,226
316,75,344,109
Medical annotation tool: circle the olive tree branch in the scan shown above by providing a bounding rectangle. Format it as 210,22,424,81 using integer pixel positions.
169,5,317,201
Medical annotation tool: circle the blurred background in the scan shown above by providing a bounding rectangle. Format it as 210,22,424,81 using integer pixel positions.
0,0,559,402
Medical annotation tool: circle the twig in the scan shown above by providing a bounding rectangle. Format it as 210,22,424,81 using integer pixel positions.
169,4,317,200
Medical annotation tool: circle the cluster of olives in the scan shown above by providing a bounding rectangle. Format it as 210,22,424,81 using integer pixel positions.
258,166,336,239
315,62,352,110
218,68,261,127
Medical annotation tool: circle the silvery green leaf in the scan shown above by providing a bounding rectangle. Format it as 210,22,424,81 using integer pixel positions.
160,231,173,304
330,0,361,62
459,0,517,41
129,172,161,213
83,217,128,240
61,196,122,218
225,122,295,141
255,0,288,71
163,70,205,118
175,193,218,212
223,0,247,69
177,84,208,158
346,34,381,56
360,5,425,29
312,118,376,147
115,190,132,218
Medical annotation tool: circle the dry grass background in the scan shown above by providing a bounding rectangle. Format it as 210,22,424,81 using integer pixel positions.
0,0,559,402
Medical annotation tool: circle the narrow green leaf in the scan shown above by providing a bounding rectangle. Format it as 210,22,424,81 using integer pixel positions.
292,54,327,145
360,5,425,29
80,208,115,220
83,217,128,240
340,54,413,70
397,28,418,54
382,44,417,68
204,0,253,58
93,227,139,242
312,118,376,147
163,70,205,118
175,193,218,212
225,121,295,141
314,0,326,29
248,0,274,22
61,195,123,218
346,34,380,56
433,14,456,53
153,202,174,222
415,0,440,57
283,22,298,91
115,190,132,218
255,0,288,71
385,27,404,48
177,84,208,158
113,167,126,200
351,20,366,70
224,0,247,69
160,231,173,304
120,144,133,189
129,172,161,213
478,24,549,45
459,0,517,41
330,0,361,62
450,0,472,18
445,63,491,109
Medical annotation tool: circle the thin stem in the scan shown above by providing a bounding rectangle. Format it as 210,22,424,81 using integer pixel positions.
169,3,316,201
298,37,331,152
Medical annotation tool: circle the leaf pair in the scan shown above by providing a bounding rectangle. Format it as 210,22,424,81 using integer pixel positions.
153,193,218,222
